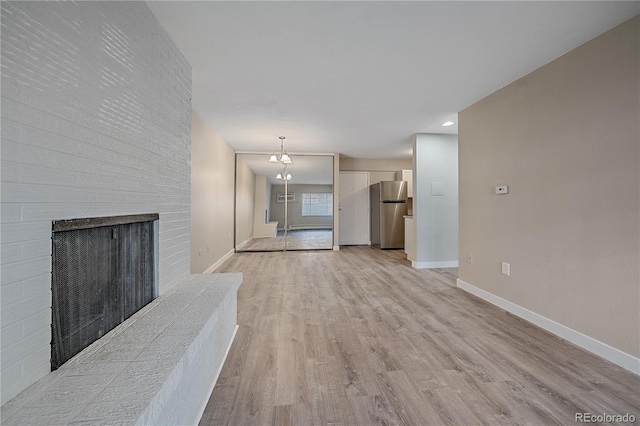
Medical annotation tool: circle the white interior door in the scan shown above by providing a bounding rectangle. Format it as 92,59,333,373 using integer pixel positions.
339,172,370,245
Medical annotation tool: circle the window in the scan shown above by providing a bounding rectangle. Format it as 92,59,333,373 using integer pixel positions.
302,193,333,216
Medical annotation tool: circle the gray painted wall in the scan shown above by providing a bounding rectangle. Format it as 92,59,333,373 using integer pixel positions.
253,175,271,228
339,157,412,185
340,157,412,172
191,111,236,273
271,184,334,229
459,16,639,358
235,157,256,246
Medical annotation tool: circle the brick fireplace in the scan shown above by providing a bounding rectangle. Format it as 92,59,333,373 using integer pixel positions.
51,214,159,369
0,1,192,404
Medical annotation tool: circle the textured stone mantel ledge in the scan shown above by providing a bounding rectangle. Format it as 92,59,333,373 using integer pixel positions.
1,273,242,425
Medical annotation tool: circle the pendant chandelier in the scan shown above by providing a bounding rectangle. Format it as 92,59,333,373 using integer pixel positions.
275,166,292,181
270,136,292,181
269,136,293,165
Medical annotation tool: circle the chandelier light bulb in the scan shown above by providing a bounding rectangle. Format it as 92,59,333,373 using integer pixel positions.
280,153,292,164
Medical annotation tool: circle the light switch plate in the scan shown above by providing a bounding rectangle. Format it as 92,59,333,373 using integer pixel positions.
501,262,511,276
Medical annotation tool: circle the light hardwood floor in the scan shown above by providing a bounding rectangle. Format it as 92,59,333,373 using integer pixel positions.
239,230,333,252
200,246,639,425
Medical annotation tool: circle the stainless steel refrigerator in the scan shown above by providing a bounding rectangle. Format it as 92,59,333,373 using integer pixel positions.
370,181,407,249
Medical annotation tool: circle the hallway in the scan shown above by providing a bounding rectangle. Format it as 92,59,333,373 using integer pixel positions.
200,247,639,425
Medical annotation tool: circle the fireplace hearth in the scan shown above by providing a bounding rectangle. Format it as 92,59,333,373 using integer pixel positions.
51,214,159,370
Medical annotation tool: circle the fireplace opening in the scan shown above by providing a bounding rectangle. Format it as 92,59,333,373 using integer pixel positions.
51,214,159,370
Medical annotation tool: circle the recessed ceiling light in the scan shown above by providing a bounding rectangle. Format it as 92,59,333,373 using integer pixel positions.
442,121,454,127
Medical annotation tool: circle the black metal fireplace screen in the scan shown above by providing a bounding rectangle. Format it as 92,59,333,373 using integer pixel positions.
51,214,158,370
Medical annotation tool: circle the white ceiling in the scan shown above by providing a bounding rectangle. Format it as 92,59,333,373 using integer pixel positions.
147,1,639,159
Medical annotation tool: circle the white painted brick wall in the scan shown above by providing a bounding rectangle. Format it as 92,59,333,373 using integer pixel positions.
1,1,192,404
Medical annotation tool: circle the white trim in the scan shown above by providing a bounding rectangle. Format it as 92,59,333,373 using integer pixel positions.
203,249,235,274
412,260,459,269
195,324,239,424
457,279,640,375
236,150,334,157
333,246,340,251
236,237,252,250
288,224,333,230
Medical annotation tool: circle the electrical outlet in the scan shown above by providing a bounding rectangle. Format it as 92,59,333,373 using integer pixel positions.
495,185,509,195
467,254,473,264
501,262,511,276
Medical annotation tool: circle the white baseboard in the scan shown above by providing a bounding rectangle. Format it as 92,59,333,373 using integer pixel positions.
204,248,235,274
195,324,238,424
413,260,459,269
236,237,252,251
457,279,640,375
333,246,340,251
289,225,333,230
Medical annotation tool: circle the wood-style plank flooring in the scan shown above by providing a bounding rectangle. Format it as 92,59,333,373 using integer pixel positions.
239,230,333,252
200,246,639,425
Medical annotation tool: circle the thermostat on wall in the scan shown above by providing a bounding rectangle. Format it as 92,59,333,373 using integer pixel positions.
495,185,509,195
